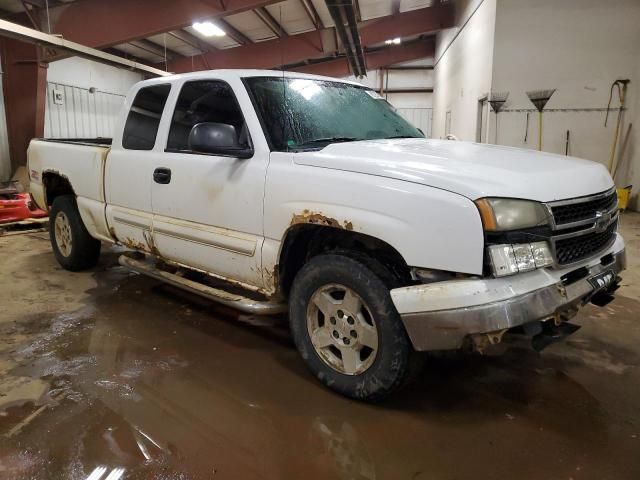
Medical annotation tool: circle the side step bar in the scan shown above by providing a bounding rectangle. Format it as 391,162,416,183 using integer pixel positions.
118,255,287,315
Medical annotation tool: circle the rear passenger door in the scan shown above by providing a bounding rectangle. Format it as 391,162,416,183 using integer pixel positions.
105,83,171,250
149,79,268,290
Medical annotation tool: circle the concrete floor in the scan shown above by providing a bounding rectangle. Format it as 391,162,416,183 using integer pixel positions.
0,214,639,480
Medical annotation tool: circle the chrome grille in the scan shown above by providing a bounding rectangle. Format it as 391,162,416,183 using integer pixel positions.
554,220,617,265
551,190,618,226
547,188,618,266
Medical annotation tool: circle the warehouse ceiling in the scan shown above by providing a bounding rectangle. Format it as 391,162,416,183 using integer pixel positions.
0,0,454,76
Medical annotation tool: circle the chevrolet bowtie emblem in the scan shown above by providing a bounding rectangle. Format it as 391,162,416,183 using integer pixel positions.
594,210,610,233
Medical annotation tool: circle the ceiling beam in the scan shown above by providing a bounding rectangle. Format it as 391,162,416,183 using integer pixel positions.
300,0,323,29
168,30,201,49
217,18,252,45
254,7,288,38
391,0,401,15
341,1,366,76
105,47,157,67
292,39,435,77
0,18,169,76
358,4,451,45
21,0,65,8
129,38,179,60
325,2,360,76
44,0,282,49
170,29,323,71
168,29,213,52
168,3,453,73
353,0,362,22
19,0,40,30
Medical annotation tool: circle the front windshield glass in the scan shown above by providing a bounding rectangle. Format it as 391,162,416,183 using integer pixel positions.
244,76,423,151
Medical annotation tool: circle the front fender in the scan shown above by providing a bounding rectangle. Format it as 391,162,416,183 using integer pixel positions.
263,156,484,276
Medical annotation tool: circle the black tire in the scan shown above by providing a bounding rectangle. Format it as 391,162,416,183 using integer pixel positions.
49,195,101,271
289,253,421,402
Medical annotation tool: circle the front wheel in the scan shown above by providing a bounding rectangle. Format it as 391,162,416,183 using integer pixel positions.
289,254,420,401
49,195,101,271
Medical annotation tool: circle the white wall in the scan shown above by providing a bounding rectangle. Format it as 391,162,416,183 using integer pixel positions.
491,0,640,207
432,0,497,140
45,57,142,139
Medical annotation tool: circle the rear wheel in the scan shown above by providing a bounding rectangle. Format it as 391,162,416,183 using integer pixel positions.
289,253,420,401
49,195,101,271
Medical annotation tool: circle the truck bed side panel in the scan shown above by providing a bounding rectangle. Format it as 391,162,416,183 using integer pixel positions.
28,139,113,242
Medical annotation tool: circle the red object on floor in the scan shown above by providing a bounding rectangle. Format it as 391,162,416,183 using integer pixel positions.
0,189,47,224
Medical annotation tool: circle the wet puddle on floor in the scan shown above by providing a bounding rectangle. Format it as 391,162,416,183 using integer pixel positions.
1,258,640,479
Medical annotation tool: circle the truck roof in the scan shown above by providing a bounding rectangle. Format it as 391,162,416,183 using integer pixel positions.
134,69,366,89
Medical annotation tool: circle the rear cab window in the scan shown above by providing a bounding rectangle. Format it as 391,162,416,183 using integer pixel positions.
122,84,171,150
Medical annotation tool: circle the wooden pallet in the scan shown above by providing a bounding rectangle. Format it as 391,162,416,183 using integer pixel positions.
0,217,49,236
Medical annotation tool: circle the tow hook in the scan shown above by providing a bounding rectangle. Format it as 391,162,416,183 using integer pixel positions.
469,329,508,354
532,321,580,352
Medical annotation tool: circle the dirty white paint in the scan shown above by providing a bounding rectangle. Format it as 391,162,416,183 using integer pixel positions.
29,69,621,297
391,235,625,314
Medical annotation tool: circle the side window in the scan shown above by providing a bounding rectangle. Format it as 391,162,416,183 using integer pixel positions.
167,80,249,152
122,84,171,150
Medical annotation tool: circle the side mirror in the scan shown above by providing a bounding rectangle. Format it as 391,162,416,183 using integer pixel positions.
188,122,253,158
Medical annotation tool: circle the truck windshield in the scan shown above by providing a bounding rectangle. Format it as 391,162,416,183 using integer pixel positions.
244,76,423,151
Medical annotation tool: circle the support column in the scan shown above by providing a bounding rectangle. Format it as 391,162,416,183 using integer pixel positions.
0,37,47,177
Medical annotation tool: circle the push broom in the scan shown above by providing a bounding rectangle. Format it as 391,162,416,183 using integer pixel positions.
526,89,556,150
605,79,632,210
488,92,509,144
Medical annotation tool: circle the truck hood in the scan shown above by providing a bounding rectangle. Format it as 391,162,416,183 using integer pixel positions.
294,139,614,202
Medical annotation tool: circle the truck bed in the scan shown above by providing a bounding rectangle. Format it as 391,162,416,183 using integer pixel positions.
37,137,113,147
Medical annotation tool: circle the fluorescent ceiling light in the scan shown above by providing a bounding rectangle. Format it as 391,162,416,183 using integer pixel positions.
192,21,226,37
384,37,402,45
289,79,322,99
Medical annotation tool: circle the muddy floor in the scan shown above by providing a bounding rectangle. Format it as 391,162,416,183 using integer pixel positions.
0,214,639,480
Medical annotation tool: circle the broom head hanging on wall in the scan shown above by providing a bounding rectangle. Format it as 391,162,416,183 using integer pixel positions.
526,89,556,112
488,91,509,113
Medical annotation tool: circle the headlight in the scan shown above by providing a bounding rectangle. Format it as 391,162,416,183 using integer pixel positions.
475,198,550,231
489,241,554,277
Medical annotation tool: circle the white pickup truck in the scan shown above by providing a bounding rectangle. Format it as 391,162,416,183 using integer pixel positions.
28,70,625,401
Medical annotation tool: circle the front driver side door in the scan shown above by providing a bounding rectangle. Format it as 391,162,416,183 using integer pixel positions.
150,78,268,290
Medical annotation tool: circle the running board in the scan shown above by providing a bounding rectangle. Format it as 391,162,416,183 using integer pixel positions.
118,255,287,315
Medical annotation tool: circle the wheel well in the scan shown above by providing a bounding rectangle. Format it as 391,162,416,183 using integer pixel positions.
43,172,74,206
278,225,412,299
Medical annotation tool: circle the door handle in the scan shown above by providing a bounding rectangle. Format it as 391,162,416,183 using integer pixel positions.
153,167,171,184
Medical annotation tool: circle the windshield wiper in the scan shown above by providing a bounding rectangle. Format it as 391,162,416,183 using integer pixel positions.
295,136,359,147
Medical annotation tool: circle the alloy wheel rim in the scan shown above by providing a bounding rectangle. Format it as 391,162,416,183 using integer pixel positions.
307,284,379,375
54,211,73,257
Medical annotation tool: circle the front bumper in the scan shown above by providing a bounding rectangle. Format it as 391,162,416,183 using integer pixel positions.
391,234,626,351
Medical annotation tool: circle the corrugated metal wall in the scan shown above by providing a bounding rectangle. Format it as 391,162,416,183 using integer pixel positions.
44,82,125,139
397,107,433,137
